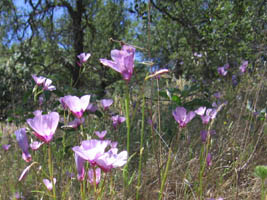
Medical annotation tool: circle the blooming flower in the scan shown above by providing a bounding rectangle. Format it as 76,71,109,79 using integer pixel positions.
217,64,229,76
95,148,128,172
88,168,101,185
75,153,85,181
43,178,56,191
72,139,110,165
100,99,113,110
111,115,126,129
100,45,135,82
30,141,43,150
86,103,98,112
62,95,90,118
43,78,56,91
14,128,32,162
32,75,46,85
172,107,195,128
95,130,107,140
2,144,11,151
77,52,91,66
195,107,217,124
68,117,85,128
27,112,59,143
193,52,202,57
239,60,248,74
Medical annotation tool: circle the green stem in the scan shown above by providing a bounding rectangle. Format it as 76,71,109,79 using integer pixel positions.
123,83,131,197
261,178,265,200
136,93,146,200
48,144,56,200
158,148,172,200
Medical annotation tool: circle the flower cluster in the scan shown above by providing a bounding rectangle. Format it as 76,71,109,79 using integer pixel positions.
72,139,128,182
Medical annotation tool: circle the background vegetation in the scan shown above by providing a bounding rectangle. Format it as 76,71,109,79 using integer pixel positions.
0,0,266,199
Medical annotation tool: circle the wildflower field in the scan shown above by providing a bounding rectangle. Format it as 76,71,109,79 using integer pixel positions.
0,1,266,200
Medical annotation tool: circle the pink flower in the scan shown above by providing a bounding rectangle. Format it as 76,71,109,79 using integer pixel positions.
86,103,98,112
2,144,11,151
217,64,229,76
14,128,32,162
95,130,107,140
100,45,135,82
95,148,128,173
32,75,46,85
43,178,56,191
88,168,101,185
62,95,90,118
27,112,59,143
43,78,56,91
195,107,217,124
172,107,195,128
72,139,110,165
30,141,43,150
75,153,85,181
77,53,91,66
68,117,85,128
100,99,113,110
239,60,248,73
111,115,126,129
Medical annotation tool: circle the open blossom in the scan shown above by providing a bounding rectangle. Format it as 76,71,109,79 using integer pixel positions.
68,117,85,128
32,75,56,91
43,178,56,191
95,148,128,172
75,153,85,181
95,130,107,140
87,103,98,112
2,144,11,151
239,60,248,73
217,64,229,76
172,107,195,128
195,107,217,124
32,75,46,85
77,52,91,66
43,78,56,91
88,168,101,185
111,115,126,129
30,141,43,150
27,112,59,143
100,45,135,82
100,99,113,110
62,95,90,118
72,139,110,165
14,128,32,162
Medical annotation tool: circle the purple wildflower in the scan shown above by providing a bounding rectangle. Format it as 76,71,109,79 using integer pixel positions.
111,115,126,129
100,45,135,82
62,95,90,118
239,60,248,74
32,75,46,86
30,141,43,150
100,99,113,110
77,53,91,66
72,139,110,165
95,130,107,140
2,144,11,151
43,178,56,191
27,112,59,143
14,128,32,162
172,107,195,128
95,148,128,173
